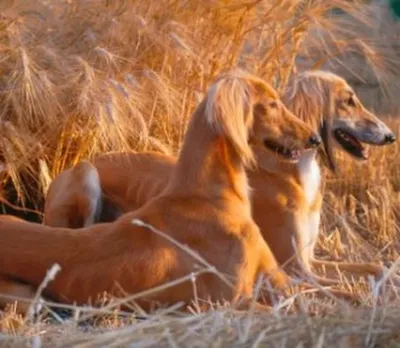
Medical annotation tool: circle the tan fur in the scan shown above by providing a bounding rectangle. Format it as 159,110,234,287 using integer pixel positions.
284,70,395,171
43,71,396,291
0,278,36,315
43,161,102,228
0,215,37,314
0,71,321,310
279,70,395,282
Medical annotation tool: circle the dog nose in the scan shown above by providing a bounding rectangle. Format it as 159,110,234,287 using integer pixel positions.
308,135,322,148
384,133,396,144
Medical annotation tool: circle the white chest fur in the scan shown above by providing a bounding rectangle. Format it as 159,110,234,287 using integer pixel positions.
297,150,321,205
297,150,322,262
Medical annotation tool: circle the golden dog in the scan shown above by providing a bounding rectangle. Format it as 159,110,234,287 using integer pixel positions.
0,71,322,311
43,70,396,288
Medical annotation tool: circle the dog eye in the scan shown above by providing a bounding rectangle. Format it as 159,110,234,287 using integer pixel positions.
253,103,267,115
345,98,356,107
268,101,278,109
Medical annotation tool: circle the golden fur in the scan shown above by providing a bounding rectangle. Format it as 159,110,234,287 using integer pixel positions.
42,70,396,291
44,161,102,228
280,70,395,283
0,71,322,311
284,70,395,171
0,215,37,315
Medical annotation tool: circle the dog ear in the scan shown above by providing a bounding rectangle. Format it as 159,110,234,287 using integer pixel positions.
205,74,255,168
320,118,336,173
319,84,337,173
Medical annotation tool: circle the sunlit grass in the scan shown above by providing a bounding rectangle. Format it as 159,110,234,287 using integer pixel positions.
0,0,399,346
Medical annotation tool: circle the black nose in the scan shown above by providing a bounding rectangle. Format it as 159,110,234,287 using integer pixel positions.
308,135,322,148
384,133,396,144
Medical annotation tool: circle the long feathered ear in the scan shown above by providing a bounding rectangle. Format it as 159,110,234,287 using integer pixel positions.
319,83,337,173
205,73,255,167
283,72,337,173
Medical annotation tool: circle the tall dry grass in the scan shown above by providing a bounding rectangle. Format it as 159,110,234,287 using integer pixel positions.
0,0,399,346
0,0,396,207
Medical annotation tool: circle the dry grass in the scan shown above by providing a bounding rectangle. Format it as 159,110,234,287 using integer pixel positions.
0,0,400,346
0,0,397,207
1,285,400,347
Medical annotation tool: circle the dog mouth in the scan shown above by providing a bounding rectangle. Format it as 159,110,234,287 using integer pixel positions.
333,129,369,160
263,139,302,160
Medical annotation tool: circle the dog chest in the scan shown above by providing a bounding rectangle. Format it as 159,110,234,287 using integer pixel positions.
297,151,321,205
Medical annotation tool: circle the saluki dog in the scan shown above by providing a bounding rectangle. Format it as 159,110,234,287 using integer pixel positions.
0,71,322,311
280,70,395,284
43,70,396,289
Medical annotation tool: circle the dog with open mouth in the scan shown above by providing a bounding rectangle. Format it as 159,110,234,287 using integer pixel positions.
0,71,334,312
287,71,395,169
274,70,396,283
41,70,396,291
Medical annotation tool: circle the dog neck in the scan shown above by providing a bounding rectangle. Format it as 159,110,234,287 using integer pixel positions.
167,102,251,207
296,150,321,205
253,149,321,205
